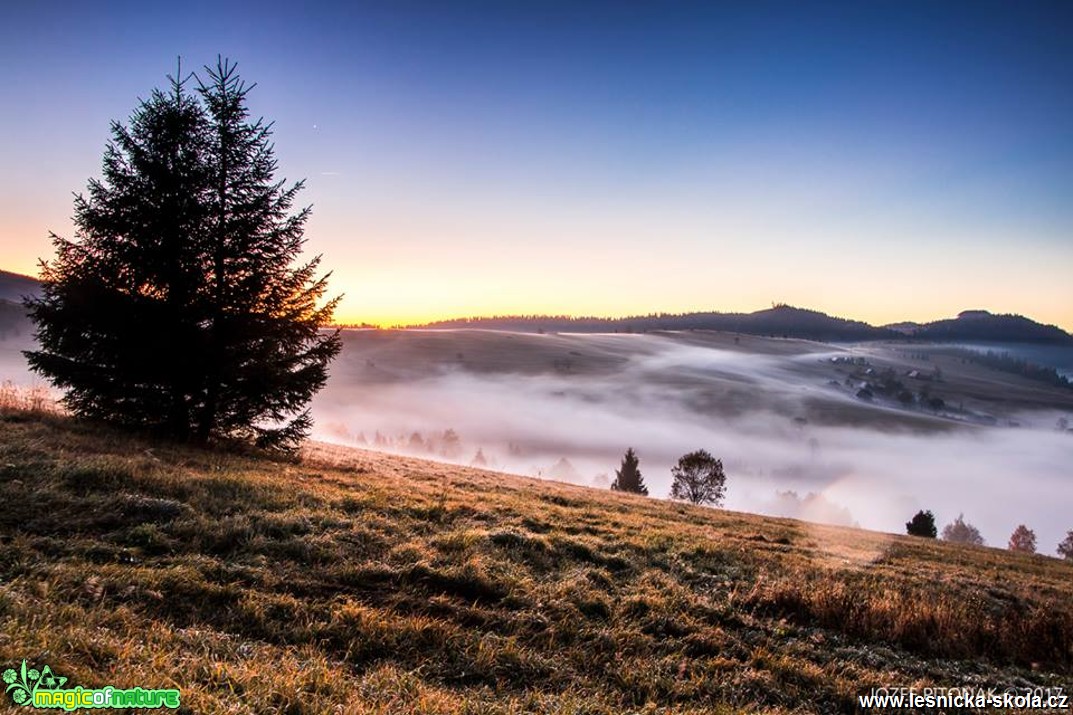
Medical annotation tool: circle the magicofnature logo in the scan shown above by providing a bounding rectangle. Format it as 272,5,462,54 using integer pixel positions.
4,660,180,710
4,660,66,706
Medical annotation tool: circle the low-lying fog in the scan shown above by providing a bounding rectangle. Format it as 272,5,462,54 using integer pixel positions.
3,327,1071,555
313,330,1073,556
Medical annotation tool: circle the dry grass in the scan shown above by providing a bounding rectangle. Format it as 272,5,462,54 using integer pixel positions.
0,380,61,415
0,408,1070,713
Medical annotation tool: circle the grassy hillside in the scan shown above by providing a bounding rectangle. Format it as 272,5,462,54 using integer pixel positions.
1,404,1071,713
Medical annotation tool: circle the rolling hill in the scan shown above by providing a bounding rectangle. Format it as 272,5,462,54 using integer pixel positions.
0,269,39,304
5,266,1071,346
0,402,1069,713
907,309,1073,344
406,305,1073,345
406,305,897,342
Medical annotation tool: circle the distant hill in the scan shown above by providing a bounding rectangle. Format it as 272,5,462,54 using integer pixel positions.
411,306,1073,345
4,265,1071,346
0,269,40,304
883,321,924,335
909,310,1073,345
412,305,897,342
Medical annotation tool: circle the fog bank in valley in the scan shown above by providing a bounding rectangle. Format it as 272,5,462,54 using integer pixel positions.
2,325,1070,555
313,330,1073,555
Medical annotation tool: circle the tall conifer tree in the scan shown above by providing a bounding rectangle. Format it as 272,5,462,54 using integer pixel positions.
25,59,340,450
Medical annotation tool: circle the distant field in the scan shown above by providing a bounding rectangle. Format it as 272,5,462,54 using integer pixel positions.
0,407,1070,713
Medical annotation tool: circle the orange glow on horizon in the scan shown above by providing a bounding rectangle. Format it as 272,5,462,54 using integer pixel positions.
6,244,1072,334
329,302,1073,333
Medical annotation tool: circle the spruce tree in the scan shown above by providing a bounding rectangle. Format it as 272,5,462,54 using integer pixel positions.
905,509,937,538
24,59,340,451
611,447,648,495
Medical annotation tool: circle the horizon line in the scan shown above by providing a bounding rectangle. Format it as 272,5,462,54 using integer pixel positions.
331,304,1071,335
5,267,1069,335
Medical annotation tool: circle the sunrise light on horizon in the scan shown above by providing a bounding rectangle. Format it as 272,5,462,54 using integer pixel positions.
2,2,1071,330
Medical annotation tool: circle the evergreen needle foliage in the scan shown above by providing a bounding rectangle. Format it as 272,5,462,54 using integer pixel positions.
24,58,340,451
905,509,937,538
610,447,648,495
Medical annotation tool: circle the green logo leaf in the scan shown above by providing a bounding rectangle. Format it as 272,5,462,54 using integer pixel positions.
5,660,70,707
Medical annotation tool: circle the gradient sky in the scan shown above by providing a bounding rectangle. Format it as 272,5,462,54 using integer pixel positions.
2,1,1071,328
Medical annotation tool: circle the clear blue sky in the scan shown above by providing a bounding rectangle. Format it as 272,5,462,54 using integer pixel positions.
2,1,1071,327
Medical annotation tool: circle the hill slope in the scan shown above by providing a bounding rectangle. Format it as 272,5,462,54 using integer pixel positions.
1,407,1070,713
6,265,1070,346
408,305,1073,345
410,305,896,342
0,269,40,304
910,310,1073,344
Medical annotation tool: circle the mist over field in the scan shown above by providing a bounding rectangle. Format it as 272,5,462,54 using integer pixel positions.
3,324,1071,554
312,330,1073,555
951,343,1073,380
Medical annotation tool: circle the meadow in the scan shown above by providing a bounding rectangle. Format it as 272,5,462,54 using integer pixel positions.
1,395,1070,713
